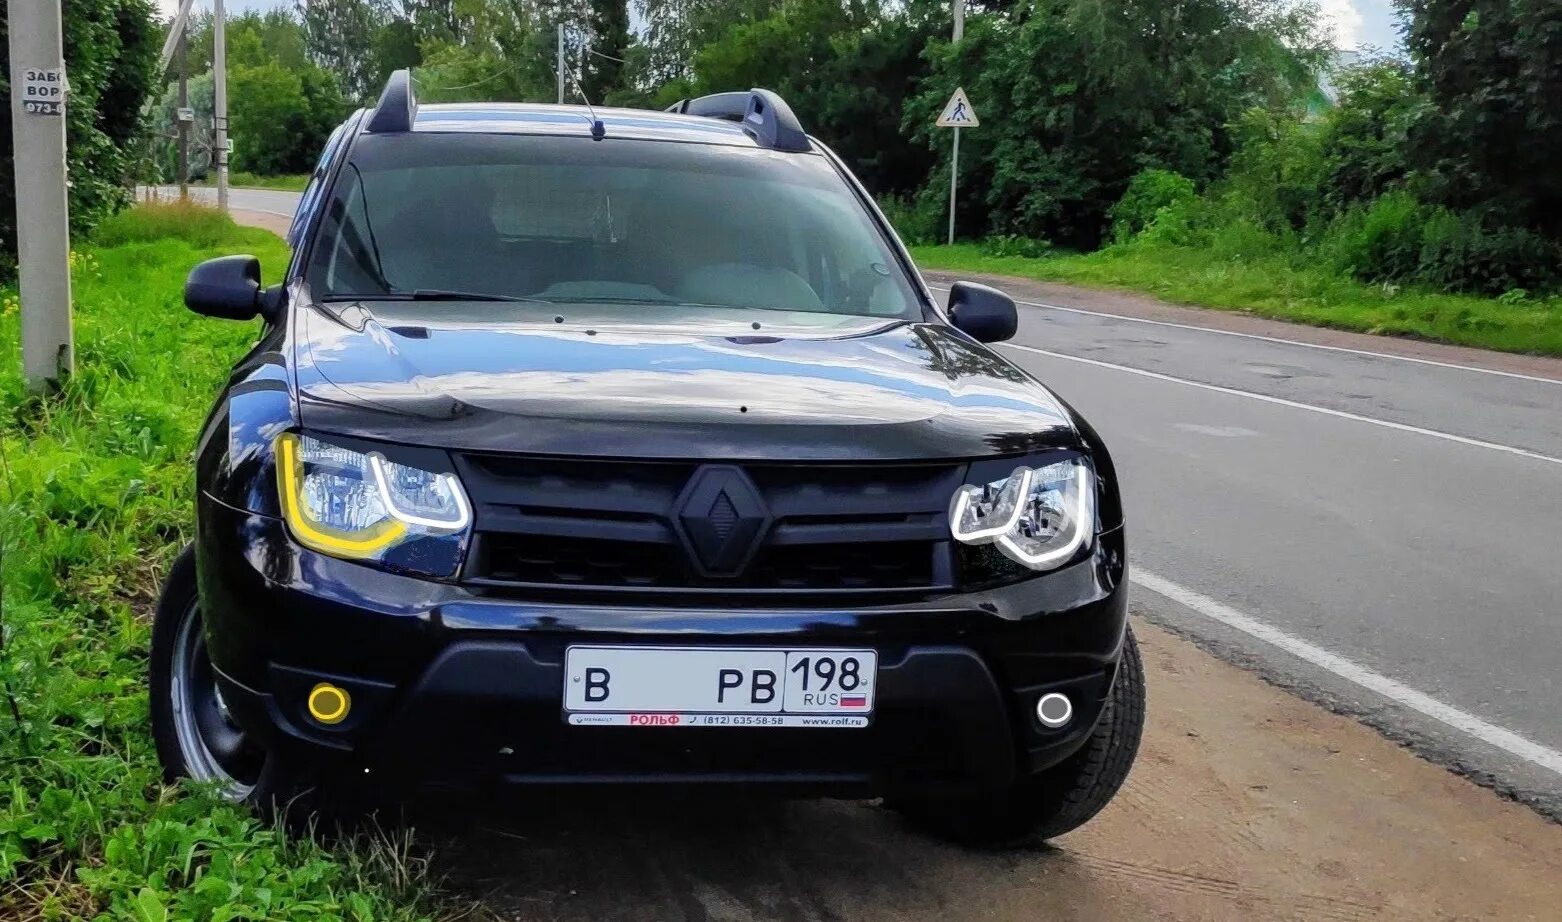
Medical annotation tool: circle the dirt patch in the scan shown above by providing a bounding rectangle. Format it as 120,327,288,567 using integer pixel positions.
427,621,1562,921
921,269,1562,383
231,208,292,239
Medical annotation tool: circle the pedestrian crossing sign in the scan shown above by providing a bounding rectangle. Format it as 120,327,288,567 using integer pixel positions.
936,88,979,128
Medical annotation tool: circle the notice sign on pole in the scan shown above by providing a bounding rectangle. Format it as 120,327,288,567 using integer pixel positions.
936,87,978,128
21,68,66,116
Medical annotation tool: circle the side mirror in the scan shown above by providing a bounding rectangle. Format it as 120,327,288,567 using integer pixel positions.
947,280,1018,343
185,255,274,321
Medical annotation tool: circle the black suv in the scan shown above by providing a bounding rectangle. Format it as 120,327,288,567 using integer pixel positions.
152,73,1142,845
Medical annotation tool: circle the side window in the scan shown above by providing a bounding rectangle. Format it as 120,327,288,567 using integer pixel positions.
287,120,351,250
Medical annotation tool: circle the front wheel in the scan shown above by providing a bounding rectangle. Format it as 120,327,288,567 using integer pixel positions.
894,626,1146,846
150,546,278,803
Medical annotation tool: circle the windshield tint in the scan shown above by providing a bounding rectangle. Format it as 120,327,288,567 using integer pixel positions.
304,133,921,320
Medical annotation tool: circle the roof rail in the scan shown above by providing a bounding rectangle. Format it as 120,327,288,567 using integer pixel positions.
666,88,810,152
366,69,417,133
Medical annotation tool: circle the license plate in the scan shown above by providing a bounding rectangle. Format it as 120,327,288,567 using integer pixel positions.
563,646,877,728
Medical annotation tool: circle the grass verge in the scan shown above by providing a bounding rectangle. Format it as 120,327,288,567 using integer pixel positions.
910,242,1562,357
201,172,311,193
0,202,450,920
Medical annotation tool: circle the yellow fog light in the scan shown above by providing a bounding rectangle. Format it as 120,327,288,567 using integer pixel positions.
307,683,351,725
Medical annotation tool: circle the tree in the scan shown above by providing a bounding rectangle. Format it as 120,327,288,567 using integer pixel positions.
1406,0,1562,238
681,0,939,196
1,0,159,278
297,0,388,101
906,0,1326,247
583,0,631,103
632,0,780,87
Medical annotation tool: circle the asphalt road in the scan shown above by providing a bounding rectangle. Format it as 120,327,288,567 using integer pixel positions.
194,184,1562,805
927,272,1562,807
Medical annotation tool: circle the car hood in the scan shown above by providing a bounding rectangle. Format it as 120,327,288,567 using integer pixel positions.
293,301,1078,461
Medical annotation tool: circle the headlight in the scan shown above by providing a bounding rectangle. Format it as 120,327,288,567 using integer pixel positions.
950,458,1094,572
275,432,471,577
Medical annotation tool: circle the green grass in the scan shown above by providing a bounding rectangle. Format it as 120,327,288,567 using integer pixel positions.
0,203,451,920
910,241,1562,357
202,171,311,193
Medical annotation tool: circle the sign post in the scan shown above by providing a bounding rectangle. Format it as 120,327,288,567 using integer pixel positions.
8,0,74,390
936,87,979,246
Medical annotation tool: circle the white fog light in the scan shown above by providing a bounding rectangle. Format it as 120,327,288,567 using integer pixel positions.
1036,692,1072,729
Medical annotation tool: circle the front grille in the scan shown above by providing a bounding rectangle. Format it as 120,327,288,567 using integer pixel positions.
456,454,963,596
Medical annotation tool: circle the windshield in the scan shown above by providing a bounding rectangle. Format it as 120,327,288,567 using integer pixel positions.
304,132,922,320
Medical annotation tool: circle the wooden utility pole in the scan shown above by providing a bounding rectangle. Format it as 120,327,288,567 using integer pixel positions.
8,0,74,390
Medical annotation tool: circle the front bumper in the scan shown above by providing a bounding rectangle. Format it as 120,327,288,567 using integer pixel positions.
197,496,1128,796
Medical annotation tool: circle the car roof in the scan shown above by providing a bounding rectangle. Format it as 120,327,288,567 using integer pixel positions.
407,103,791,150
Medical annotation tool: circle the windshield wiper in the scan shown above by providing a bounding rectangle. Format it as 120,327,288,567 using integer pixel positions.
320,290,550,304
410,289,550,303
540,296,681,305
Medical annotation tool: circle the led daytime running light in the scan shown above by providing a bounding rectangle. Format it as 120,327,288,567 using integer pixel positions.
368,454,472,531
994,464,1091,568
277,433,406,556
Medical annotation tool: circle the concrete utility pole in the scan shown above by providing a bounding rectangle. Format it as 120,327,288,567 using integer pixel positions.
557,23,566,104
948,0,964,246
8,0,74,390
213,0,230,212
177,27,190,200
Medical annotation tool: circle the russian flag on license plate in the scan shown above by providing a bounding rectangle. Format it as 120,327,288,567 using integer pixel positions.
840,695,868,707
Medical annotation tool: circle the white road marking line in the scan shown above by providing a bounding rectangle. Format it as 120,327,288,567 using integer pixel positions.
926,283,1562,385
1131,569,1562,778
1002,343,1562,467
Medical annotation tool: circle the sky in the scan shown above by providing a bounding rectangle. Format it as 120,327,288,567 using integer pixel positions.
157,0,1406,53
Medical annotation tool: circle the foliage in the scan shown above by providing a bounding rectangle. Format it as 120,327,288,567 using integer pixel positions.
980,234,1053,259
876,193,943,246
1414,209,1562,296
1318,190,1430,283
0,203,453,919
229,62,348,176
905,0,1327,249
153,10,348,182
1316,59,1420,212
1407,0,1562,239
92,198,242,248
150,72,217,183
584,0,633,102
0,0,159,281
1110,169,1198,243
297,0,388,100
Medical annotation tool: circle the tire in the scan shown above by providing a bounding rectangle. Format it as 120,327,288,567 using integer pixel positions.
895,626,1146,847
151,546,381,831
151,546,287,805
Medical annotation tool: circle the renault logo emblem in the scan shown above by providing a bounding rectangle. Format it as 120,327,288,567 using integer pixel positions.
672,466,771,577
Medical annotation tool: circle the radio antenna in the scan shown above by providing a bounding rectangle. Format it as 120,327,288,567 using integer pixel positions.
566,47,606,141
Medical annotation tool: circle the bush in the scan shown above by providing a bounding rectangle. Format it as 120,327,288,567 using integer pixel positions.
876,193,943,246
1417,212,1562,296
980,234,1053,259
1320,193,1562,295
1318,59,1418,213
1110,169,1198,242
1321,192,1430,283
